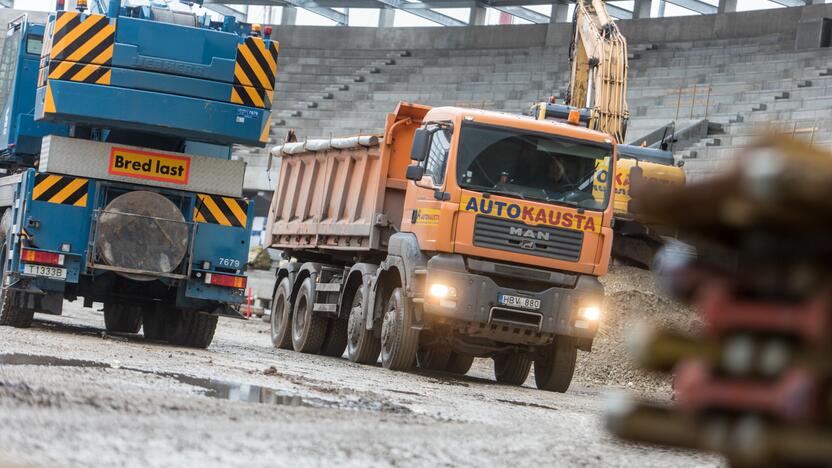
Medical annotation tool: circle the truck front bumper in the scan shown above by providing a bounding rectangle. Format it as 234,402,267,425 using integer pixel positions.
420,254,603,341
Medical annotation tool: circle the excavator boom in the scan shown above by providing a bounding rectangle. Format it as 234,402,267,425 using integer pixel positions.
568,0,629,144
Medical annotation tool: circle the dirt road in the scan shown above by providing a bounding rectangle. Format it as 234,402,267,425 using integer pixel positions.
0,300,718,467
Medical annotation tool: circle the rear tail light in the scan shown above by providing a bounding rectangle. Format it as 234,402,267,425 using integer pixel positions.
21,248,65,266
205,272,246,289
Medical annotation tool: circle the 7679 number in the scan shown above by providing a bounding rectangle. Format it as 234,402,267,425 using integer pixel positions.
218,257,241,268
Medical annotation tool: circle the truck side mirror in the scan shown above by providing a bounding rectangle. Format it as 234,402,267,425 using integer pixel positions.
406,165,425,181
410,128,430,162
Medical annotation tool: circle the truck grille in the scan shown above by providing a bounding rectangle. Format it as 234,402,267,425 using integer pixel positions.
473,216,583,261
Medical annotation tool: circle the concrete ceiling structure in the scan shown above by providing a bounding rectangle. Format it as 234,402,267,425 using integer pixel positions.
202,0,813,26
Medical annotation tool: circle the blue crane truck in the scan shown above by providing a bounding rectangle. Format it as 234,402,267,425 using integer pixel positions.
0,2,279,348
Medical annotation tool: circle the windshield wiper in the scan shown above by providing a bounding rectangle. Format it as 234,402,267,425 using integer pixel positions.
479,188,526,200
543,197,580,208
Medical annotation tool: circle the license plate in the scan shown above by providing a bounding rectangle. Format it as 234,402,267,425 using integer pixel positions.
23,263,67,280
498,294,541,310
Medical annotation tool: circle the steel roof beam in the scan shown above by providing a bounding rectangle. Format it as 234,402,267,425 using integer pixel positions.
372,0,467,25
664,0,717,14
605,3,633,18
281,0,349,23
203,2,248,21
492,5,550,22
768,0,804,6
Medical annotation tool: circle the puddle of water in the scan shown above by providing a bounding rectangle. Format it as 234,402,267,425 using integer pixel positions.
0,353,306,407
172,374,306,407
0,353,107,368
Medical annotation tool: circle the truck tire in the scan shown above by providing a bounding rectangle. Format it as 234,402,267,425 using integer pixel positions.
320,317,348,357
103,302,142,334
380,287,418,371
417,345,452,371
446,352,475,375
493,353,531,386
345,286,381,364
291,278,327,353
270,278,293,349
534,337,577,393
0,242,32,328
0,289,32,328
142,308,167,341
416,332,451,371
166,309,218,349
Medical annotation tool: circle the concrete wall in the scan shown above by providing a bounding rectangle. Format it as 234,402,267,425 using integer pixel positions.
273,4,832,51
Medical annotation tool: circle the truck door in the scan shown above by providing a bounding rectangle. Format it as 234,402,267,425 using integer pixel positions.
403,126,456,252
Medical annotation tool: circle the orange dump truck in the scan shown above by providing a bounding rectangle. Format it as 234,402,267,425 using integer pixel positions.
265,102,616,392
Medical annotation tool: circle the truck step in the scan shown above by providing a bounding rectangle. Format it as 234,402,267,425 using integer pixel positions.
316,283,342,292
313,303,337,313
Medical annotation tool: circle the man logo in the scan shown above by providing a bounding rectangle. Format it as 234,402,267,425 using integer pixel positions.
509,226,550,241
520,240,536,250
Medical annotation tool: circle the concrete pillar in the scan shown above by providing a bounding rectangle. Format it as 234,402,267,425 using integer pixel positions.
469,5,487,25
633,0,652,18
718,0,737,13
280,6,297,25
551,1,569,23
379,7,395,27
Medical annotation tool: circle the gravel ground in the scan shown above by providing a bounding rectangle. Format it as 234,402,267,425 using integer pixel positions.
0,268,718,468
575,266,701,394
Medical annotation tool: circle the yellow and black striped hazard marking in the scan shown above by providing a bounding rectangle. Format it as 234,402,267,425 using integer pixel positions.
48,12,115,66
233,37,278,92
32,173,88,207
194,194,249,228
46,59,111,85
230,85,273,109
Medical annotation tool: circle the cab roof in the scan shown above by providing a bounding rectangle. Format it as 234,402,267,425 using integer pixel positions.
423,106,616,146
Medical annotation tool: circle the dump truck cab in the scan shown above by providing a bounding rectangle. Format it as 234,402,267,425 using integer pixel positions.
403,106,614,276
266,102,612,392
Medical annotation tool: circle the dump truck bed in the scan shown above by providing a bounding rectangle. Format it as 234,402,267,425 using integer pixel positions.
265,102,428,254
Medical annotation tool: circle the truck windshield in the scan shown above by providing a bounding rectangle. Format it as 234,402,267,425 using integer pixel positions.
456,122,613,211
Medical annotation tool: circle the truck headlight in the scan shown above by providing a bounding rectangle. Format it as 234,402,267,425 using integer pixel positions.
578,305,601,321
429,283,456,299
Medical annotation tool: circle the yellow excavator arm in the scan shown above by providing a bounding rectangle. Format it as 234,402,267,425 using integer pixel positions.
529,0,687,268
567,0,629,144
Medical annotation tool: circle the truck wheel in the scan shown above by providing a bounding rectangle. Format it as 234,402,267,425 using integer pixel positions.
270,278,293,349
534,337,577,393
166,309,218,349
103,302,143,334
0,289,32,328
493,353,531,386
320,317,348,357
416,332,451,371
346,286,381,364
0,242,32,328
380,287,418,371
291,278,327,353
446,352,475,375
142,308,167,341
417,345,452,371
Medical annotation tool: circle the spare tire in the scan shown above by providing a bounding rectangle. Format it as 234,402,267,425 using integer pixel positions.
97,191,188,281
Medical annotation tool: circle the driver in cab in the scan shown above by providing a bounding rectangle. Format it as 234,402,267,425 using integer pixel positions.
508,145,568,195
